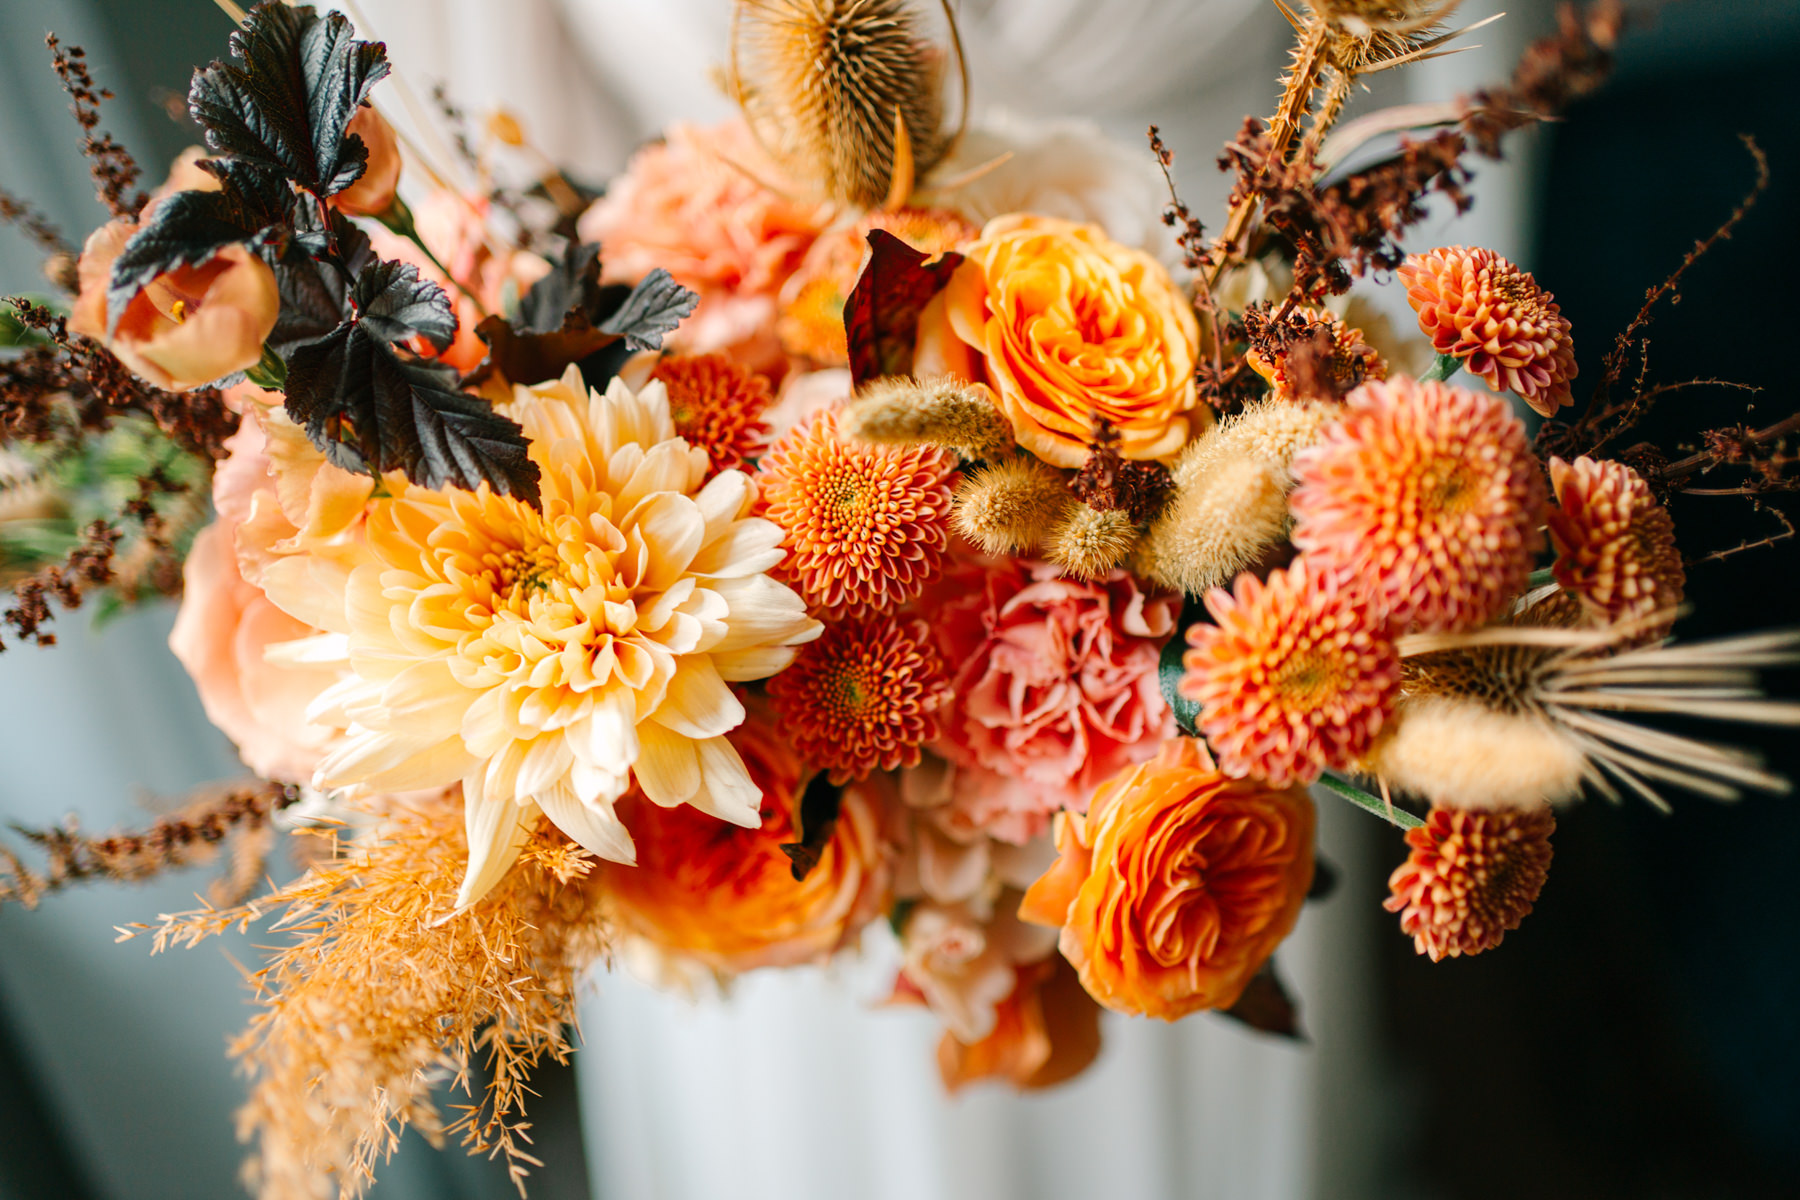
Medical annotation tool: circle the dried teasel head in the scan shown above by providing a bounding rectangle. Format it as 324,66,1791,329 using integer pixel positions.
729,0,966,210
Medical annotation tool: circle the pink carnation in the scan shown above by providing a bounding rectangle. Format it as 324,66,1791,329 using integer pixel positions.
928,561,1179,841
577,120,830,372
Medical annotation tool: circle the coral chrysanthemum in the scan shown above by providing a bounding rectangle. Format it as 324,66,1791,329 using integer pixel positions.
1290,377,1546,632
1547,455,1685,636
1384,805,1555,961
756,408,956,617
767,613,952,782
1399,246,1578,416
276,369,821,907
1182,559,1400,787
651,353,774,476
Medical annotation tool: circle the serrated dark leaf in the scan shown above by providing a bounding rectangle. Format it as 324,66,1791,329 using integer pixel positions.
1218,961,1304,1041
266,246,352,356
597,267,697,351
1158,595,1208,737
517,241,602,334
105,160,291,334
285,321,539,504
288,194,374,269
350,260,457,351
844,229,964,390
187,2,389,196
467,314,615,391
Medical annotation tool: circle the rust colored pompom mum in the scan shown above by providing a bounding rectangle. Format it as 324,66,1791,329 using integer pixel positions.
1182,558,1401,787
1385,805,1555,961
651,353,774,475
1289,376,1546,632
767,613,953,782
1399,245,1577,416
1548,455,1685,636
757,408,957,618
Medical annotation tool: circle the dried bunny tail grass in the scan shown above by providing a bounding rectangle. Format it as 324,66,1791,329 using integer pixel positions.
1047,502,1137,581
953,455,1072,556
1369,620,1800,811
842,375,1014,460
1131,400,1336,595
731,0,959,208
125,793,610,1200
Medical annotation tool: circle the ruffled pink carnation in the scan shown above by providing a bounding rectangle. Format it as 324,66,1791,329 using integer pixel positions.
577,120,830,372
928,561,1179,841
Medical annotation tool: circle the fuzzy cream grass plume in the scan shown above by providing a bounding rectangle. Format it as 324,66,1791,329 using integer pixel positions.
841,375,1014,460
1367,621,1800,811
1046,503,1136,581
1132,399,1337,595
730,0,961,209
952,456,1073,556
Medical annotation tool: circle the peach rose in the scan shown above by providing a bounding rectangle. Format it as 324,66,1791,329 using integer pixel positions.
604,709,888,974
577,120,830,374
914,214,1201,468
169,398,346,781
937,955,1103,1094
331,105,401,217
1020,738,1314,1019
895,896,1057,1043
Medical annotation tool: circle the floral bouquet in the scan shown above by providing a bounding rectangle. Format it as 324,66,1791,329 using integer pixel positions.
2,1,1795,1196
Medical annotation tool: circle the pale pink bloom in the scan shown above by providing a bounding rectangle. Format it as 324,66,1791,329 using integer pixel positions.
896,900,1059,1043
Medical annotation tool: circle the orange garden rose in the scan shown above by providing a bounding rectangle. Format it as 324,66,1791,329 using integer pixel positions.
605,711,888,973
1020,738,1314,1019
915,214,1201,468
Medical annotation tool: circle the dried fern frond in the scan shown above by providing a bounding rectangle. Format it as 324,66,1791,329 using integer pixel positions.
124,792,611,1200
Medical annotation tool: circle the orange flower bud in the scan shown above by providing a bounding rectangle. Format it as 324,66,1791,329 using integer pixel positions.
332,105,402,217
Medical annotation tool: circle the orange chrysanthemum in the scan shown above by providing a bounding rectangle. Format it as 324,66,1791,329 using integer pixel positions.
1385,805,1555,961
1548,455,1685,637
1290,377,1547,632
651,353,773,475
1245,306,1386,401
778,208,977,364
767,613,953,782
756,408,956,617
1399,246,1577,416
1182,559,1400,787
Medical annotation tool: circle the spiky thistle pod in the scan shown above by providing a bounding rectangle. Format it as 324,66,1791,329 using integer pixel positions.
841,376,1014,460
1131,400,1337,596
952,456,1072,557
1047,503,1136,581
731,0,961,209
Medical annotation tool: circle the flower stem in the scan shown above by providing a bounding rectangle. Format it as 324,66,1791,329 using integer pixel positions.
374,195,490,319
1317,772,1423,830
1420,352,1462,383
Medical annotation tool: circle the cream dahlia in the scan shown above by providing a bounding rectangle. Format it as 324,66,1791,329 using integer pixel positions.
272,369,821,907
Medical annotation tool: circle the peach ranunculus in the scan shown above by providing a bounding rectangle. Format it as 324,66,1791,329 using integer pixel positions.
605,707,888,974
936,954,1103,1094
927,559,1179,842
331,105,402,218
894,895,1058,1044
1020,738,1315,1020
169,390,361,782
577,120,831,373
914,214,1201,468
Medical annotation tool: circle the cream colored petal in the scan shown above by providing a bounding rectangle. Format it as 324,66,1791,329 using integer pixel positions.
618,441,701,515
688,735,763,828
262,632,350,665
461,686,522,758
259,552,354,633
710,575,822,652
693,469,755,541
454,772,535,910
569,688,638,774
649,656,744,740
713,645,803,683
513,732,575,798
314,727,473,792
377,658,474,736
535,780,636,865
689,518,786,579
627,491,705,590
634,722,700,807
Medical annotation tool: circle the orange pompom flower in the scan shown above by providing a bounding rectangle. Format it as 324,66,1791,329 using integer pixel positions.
1019,738,1315,1020
767,613,953,782
1385,805,1555,961
1547,455,1685,636
1182,559,1400,787
1290,377,1546,632
1399,245,1577,416
651,353,773,475
756,408,956,617
606,709,888,973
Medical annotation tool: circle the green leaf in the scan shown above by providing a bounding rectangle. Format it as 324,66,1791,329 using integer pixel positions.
186,3,390,196
1158,595,1209,737
1316,772,1423,830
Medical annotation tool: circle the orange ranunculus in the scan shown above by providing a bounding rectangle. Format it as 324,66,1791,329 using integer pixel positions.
332,105,402,217
936,955,1103,1093
605,709,889,974
914,213,1201,469
1020,738,1314,1019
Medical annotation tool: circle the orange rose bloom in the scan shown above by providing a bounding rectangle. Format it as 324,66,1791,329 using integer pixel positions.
1020,738,1314,1019
332,105,402,217
605,711,888,973
937,955,1103,1094
915,214,1201,468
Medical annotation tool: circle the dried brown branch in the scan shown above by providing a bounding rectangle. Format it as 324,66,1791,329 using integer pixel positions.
1148,124,1226,406
46,35,147,220
0,188,76,261
1684,507,1796,568
1459,0,1625,156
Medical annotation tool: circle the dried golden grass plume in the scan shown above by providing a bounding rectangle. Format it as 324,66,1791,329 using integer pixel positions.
1047,502,1136,581
841,375,1014,460
124,792,611,1200
730,0,964,208
952,455,1072,556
